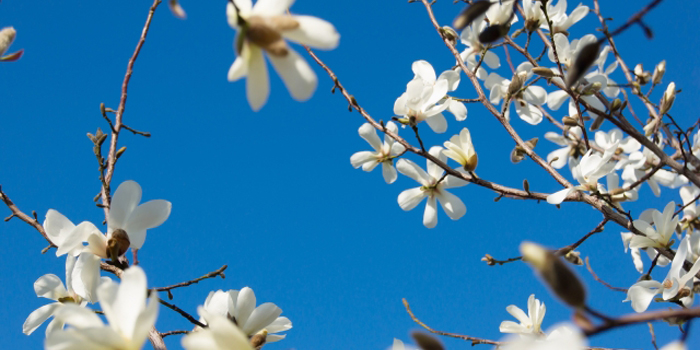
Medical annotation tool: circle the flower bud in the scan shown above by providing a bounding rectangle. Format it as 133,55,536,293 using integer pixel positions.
564,250,583,265
652,60,665,85
634,64,651,85
440,26,459,47
453,0,493,31
610,98,622,112
412,332,444,350
168,0,187,19
589,115,605,131
250,330,267,348
532,67,555,78
566,41,600,88
520,242,587,308
659,82,676,115
0,27,16,56
507,71,527,97
562,116,579,126
478,24,510,44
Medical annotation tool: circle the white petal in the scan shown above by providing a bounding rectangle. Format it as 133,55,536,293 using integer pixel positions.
483,50,501,69
242,302,282,335
447,99,467,121
412,60,436,84
547,187,575,205
123,200,172,250
252,0,294,16
425,113,448,133
226,1,253,29
23,303,61,335
45,318,64,336
265,316,292,333
54,304,105,329
523,86,547,106
423,196,438,228
382,162,398,184
246,45,270,111
105,266,148,338
233,287,257,330
436,191,466,220
282,15,339,49
625,281,663,312
267,47,317,101
44,209,75,249
34,274,67,300
358,123,382,152
396,159,429,185
350,151,375,169
515,102,543,125
73,253,102,303
109,181,142,232
547,90,569,110
398,188,426,211
132,294,159,347
228,55,248,82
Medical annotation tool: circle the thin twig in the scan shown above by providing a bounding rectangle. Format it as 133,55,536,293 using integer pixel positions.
0,186,54,248
159,299,206,328
160,330,189,338
585,257,628,292
156,265,227,293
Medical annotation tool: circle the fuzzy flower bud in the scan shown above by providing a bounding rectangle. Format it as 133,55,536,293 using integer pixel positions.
520,242,587,308
652,60,666,85
0,27,16,56
659,82,676,115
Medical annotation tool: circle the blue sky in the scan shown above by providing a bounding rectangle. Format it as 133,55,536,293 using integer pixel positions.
1,0,700,349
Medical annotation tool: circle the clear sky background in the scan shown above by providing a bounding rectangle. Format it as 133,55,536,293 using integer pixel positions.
1,0,700,349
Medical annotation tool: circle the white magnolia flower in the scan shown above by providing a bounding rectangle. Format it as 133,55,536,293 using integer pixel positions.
544,126,583,169
43,209,101,257
499,323,586,350
183,308,254,350
623,141,688,197
499,294,546,336
628,201,679,250
539,0,589,33
45,266,158,350
521,1,545,30
443,127,478,171
547,144,617,205
660,341,687,350
459,17,499,80
107,180,172,251
484,62,547,125
23,255,104,336
594,128,640,170
226,0,340,111
485,1,518,26
680,185,700,223
625,236,700,312
350,122,406,184
412,60,467,121
604,173,638,204
621,232,644,273
396,146,468,228
198,287,292,344
394,68,450,133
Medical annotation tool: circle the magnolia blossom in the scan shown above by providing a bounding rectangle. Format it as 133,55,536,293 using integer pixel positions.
23,255,103,336
544,126,584,169
680,185,700,229
604,173,638,204
394,67,450,133
547,144,617,205
459,17,499,80
350,122,406,184
43,209,101,257
625,237,700,312
45,266,158,350
499,323,586,350
521,1,545,31
594,128,641,170
198,287,292,343
586,46,620,98
622,141,688,196
412,60,467,121
226,0,340,111
499,294,546,336
628,201,679,250
484,62,547,125
443,127,478,171
539,0,589,33
0,26,23,62
485,1,517,26
182,308,254,350
396,146,468,228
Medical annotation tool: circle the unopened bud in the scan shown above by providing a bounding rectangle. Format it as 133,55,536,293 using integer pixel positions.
634,64,651,85
532,67,555,78
168,0,187,19
523,179,530,192
453,0,493,31
116,146,127,159
659,82,676,115
520,242,587,308
562,116,579,126
581,81,602,95
0,27,16,56
652,60,665,85
107,228,131,263
564,250,583,265
100,102,107,116
566,41,600,88
440,26,459,46
464,152,478,172
610,98,622,112
412,332,444,350
507,71,527,97
589,115,605,131
511,146,526,164
478,24,510,44
643,118,658,137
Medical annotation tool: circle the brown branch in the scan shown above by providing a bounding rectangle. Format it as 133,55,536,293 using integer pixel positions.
100,0,161,217
585,306,700,337
402,298,499,346
0,186,55,248
160,330,189,338
585,257,628,293
156,265,227,293
160,299,206,328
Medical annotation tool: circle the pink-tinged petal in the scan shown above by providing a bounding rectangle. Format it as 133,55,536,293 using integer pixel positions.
423,196,438,228
382,162,398,184
123,200,172,250
233,287,257,329
44,209,75,249
252,0,294,17
242,302,282,335
131,293,159,347
547,90,569,110
425,113,448,134
226,1,253,29
625,281,663,312
246,45,269,111
282,16,339,49
397,159,430,185
350,151,375,169
54,304,105,329
412,60,436,84
358,123,382,152
109,181,142,232
266,316,292,333
398,188,426,211
34,274,67,300
547,187,575,205
267,47,317,101
23,303,61,335
436,191,466,220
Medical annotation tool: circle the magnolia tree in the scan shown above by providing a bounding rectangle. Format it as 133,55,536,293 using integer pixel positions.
2,0,699,349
